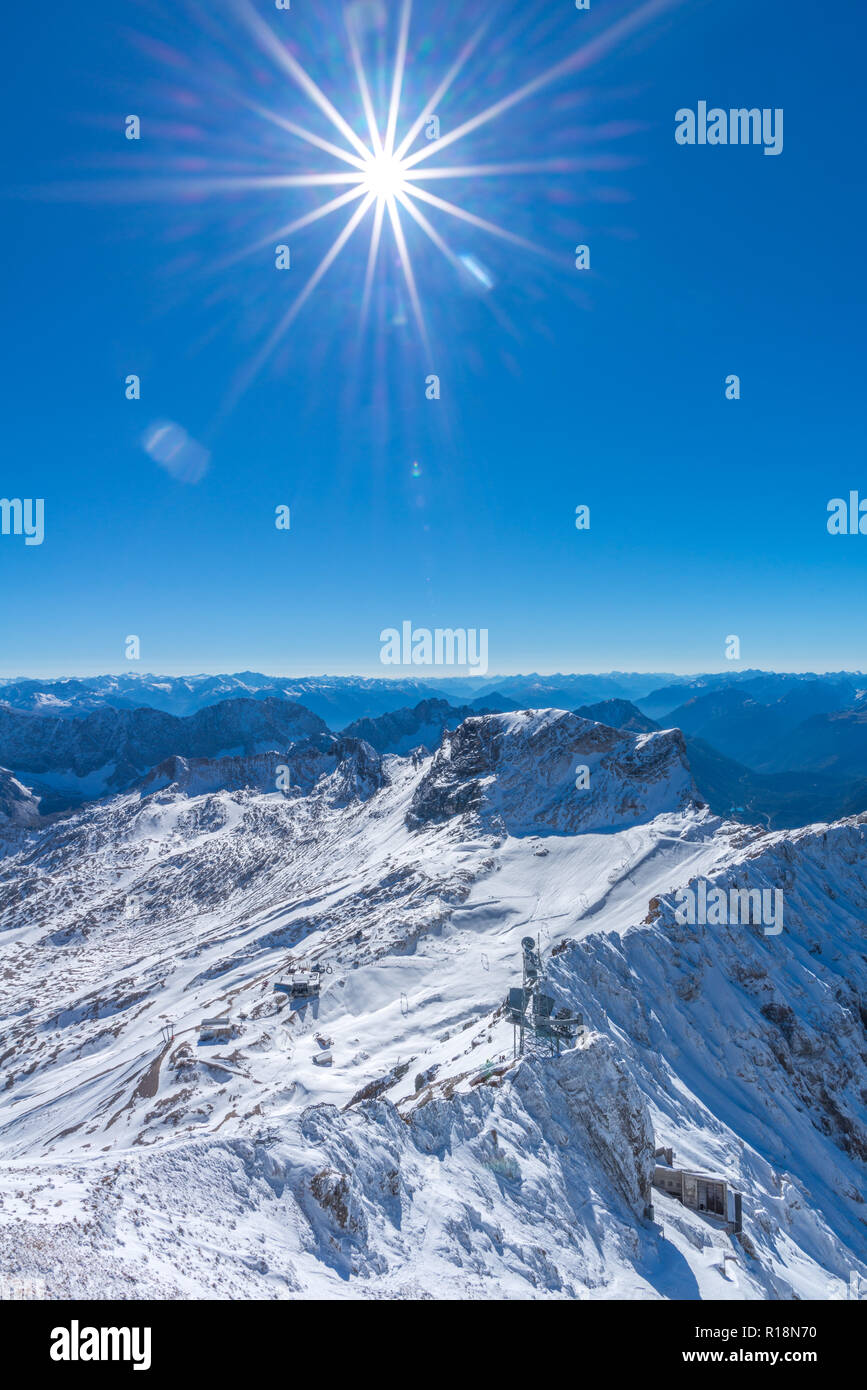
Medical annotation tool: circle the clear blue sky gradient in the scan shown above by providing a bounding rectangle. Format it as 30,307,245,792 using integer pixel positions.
1,0,864,677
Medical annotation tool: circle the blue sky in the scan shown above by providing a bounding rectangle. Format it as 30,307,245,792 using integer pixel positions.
1,0,864,678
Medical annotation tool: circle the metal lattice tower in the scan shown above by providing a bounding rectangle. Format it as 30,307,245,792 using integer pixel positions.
506,935,583,1058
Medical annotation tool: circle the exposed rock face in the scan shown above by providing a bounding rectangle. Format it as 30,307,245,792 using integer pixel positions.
407,709,697,834
0,768,42,828
307,1167,366,1239
541,1037,656,1215
324,739,388,804
132,739,385,804
493,1038,656,1217
0,697,330,798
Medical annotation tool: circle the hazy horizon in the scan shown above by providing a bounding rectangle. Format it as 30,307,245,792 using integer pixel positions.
2,665,865,683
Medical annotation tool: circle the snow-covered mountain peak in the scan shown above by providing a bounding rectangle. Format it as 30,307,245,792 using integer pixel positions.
408,708,698,834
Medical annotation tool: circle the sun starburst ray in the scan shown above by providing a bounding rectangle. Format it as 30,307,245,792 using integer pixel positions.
230,191,376,406
393,20,491,163
403,0,684,170
401,183,557,262
395,190,464,272
214,184,370,273
396,190,523,341
385,194,429,354
32,172,370,203
237,0,374,163
246,101,371,172
406,157,629,181
360,196,387,335
384,0,413,158
345,19,385,158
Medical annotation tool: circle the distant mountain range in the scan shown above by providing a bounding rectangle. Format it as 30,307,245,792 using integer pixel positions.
0,673,456,727
2,670,867,828
0,671,689,724
649,679,864,768
635,671,864,722
2,667,862,727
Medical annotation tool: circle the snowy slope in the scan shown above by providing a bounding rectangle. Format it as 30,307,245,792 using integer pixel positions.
0,711,865,1300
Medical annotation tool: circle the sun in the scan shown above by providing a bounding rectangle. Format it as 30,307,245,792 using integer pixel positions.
205,0,680,402
362,151,408,201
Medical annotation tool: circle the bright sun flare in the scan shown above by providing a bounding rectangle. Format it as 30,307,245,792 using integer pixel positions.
215,0,674,402
362,152,408,200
